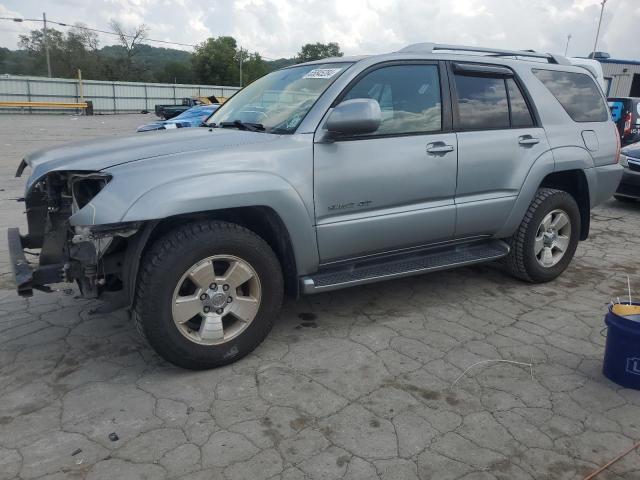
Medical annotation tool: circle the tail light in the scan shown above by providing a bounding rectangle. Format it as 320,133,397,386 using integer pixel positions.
623,112,632,136
614,121,621,164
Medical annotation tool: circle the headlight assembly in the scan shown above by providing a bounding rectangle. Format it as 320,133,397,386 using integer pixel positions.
69,173,112,213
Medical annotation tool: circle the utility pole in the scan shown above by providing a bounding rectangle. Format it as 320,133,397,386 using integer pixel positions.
42,12,52,77
564,34,572,56
239,47,243,88
591,0,607,58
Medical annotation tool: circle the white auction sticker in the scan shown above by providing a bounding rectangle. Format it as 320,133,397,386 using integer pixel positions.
303,68,342,79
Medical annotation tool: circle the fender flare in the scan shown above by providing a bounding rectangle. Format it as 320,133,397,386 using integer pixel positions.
495,146,594,238
120,171,319,275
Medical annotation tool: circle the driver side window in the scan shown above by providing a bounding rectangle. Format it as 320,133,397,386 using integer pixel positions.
342,64,442,135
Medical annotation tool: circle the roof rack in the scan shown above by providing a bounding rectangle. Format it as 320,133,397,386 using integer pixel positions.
397,43,571,66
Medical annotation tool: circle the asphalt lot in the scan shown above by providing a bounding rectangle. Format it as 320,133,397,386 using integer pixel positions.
1,113,640,480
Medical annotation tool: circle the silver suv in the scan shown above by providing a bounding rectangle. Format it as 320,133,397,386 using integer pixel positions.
9,43,622,369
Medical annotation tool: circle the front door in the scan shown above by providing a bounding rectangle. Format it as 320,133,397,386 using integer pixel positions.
313,62,458,263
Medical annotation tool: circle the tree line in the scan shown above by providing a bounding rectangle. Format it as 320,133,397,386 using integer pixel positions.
0,23,343,86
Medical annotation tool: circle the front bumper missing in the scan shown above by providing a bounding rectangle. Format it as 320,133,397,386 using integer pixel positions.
7,227,65,297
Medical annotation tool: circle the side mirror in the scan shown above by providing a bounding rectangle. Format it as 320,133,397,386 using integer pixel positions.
322,99,381,140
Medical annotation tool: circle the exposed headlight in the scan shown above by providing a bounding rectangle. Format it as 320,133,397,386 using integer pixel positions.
69,173,112,213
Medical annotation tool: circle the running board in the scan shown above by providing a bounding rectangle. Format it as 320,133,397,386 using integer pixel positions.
300,239,509,294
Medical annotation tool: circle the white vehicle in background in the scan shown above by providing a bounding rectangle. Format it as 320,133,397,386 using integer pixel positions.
569,57,606,92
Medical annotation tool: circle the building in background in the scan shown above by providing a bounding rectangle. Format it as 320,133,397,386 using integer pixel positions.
590,52,640,97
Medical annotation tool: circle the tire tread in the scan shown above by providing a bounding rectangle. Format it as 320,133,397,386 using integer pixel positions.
134,220,283,369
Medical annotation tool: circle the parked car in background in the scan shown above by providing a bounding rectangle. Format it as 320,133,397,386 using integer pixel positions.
155,95,223,119
615,142,640,202
608,97,640,145
137,104,220,132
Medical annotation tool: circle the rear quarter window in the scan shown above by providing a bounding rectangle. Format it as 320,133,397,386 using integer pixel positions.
532,69,609,122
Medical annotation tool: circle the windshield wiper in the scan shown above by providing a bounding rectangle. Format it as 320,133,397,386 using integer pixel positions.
219,120,265,132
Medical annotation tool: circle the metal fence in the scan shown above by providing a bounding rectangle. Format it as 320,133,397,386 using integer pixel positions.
0,74,241,114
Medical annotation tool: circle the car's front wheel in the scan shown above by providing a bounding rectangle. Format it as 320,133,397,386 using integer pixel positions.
135,220,283,369
504,188,580,283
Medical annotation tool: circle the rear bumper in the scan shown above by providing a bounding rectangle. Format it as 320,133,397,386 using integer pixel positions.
587,164,624,207
7,227,65,297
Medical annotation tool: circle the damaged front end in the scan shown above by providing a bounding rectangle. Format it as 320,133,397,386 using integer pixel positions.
9,167,140,302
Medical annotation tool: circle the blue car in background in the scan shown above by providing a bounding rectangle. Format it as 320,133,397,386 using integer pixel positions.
137,104,220,132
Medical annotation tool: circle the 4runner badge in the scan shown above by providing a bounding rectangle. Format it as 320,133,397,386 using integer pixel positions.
328,200,372,211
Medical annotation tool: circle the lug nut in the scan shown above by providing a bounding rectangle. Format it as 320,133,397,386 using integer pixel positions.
227,296,233,303
210,283,217,290
216,308,224,315
223,284,229,291
203,306,211,313
200,293,208,301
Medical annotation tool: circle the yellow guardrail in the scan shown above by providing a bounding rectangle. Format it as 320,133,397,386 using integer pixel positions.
0,101,88,109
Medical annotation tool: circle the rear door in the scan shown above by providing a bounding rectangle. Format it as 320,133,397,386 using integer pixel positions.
450,63,550,237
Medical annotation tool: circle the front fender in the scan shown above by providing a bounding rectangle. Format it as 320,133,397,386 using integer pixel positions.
123,171,319,274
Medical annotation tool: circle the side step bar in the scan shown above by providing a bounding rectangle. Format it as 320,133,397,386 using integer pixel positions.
300,239,509,294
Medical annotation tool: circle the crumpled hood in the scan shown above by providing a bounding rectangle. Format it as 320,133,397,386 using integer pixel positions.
22,127,278,185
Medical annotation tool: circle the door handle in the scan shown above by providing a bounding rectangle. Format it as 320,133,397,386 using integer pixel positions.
426,143,454,154
518,135,540,146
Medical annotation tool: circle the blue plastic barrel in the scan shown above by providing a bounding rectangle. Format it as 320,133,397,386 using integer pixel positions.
603,302,640,390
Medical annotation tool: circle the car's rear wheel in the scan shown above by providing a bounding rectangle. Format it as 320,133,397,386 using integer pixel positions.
504,188,580,283
135,220,283,369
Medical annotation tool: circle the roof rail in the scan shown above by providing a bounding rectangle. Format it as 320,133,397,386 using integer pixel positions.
397,43,571,66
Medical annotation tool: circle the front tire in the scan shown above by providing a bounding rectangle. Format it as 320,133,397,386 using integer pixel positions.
504,188,580,283
135,221,283,369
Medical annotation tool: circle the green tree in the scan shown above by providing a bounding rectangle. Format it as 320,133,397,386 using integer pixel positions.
19,28,66,76
295,42,343,63
192,36,240,85
239,51,268,85
158,61,194,84
65,25,102,78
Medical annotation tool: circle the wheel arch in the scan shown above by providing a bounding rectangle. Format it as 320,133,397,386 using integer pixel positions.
539,169,590,240
124,206,301,309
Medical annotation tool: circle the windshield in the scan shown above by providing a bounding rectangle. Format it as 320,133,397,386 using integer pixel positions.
207,62,352,133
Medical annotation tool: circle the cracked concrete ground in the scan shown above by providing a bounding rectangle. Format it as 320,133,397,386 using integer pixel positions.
1,113,640,480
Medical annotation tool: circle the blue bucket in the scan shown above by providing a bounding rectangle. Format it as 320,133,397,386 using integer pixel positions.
603,302,640,390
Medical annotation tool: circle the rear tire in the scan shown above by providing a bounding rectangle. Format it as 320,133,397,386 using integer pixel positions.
135,220,283,369
504,188,580,283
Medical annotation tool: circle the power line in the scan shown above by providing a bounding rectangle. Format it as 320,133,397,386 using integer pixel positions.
1,16,197,47
0,15,277,59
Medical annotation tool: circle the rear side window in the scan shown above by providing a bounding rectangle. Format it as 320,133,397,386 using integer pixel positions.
532,69,609,122
507,78,534,127
454,75,510,129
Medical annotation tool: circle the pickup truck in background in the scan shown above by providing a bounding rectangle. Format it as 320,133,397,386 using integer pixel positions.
155,95,223,119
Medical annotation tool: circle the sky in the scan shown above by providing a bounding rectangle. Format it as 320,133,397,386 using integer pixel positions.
0,0,638,60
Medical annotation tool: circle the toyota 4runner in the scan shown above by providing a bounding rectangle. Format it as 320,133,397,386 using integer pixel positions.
8,43,623,369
